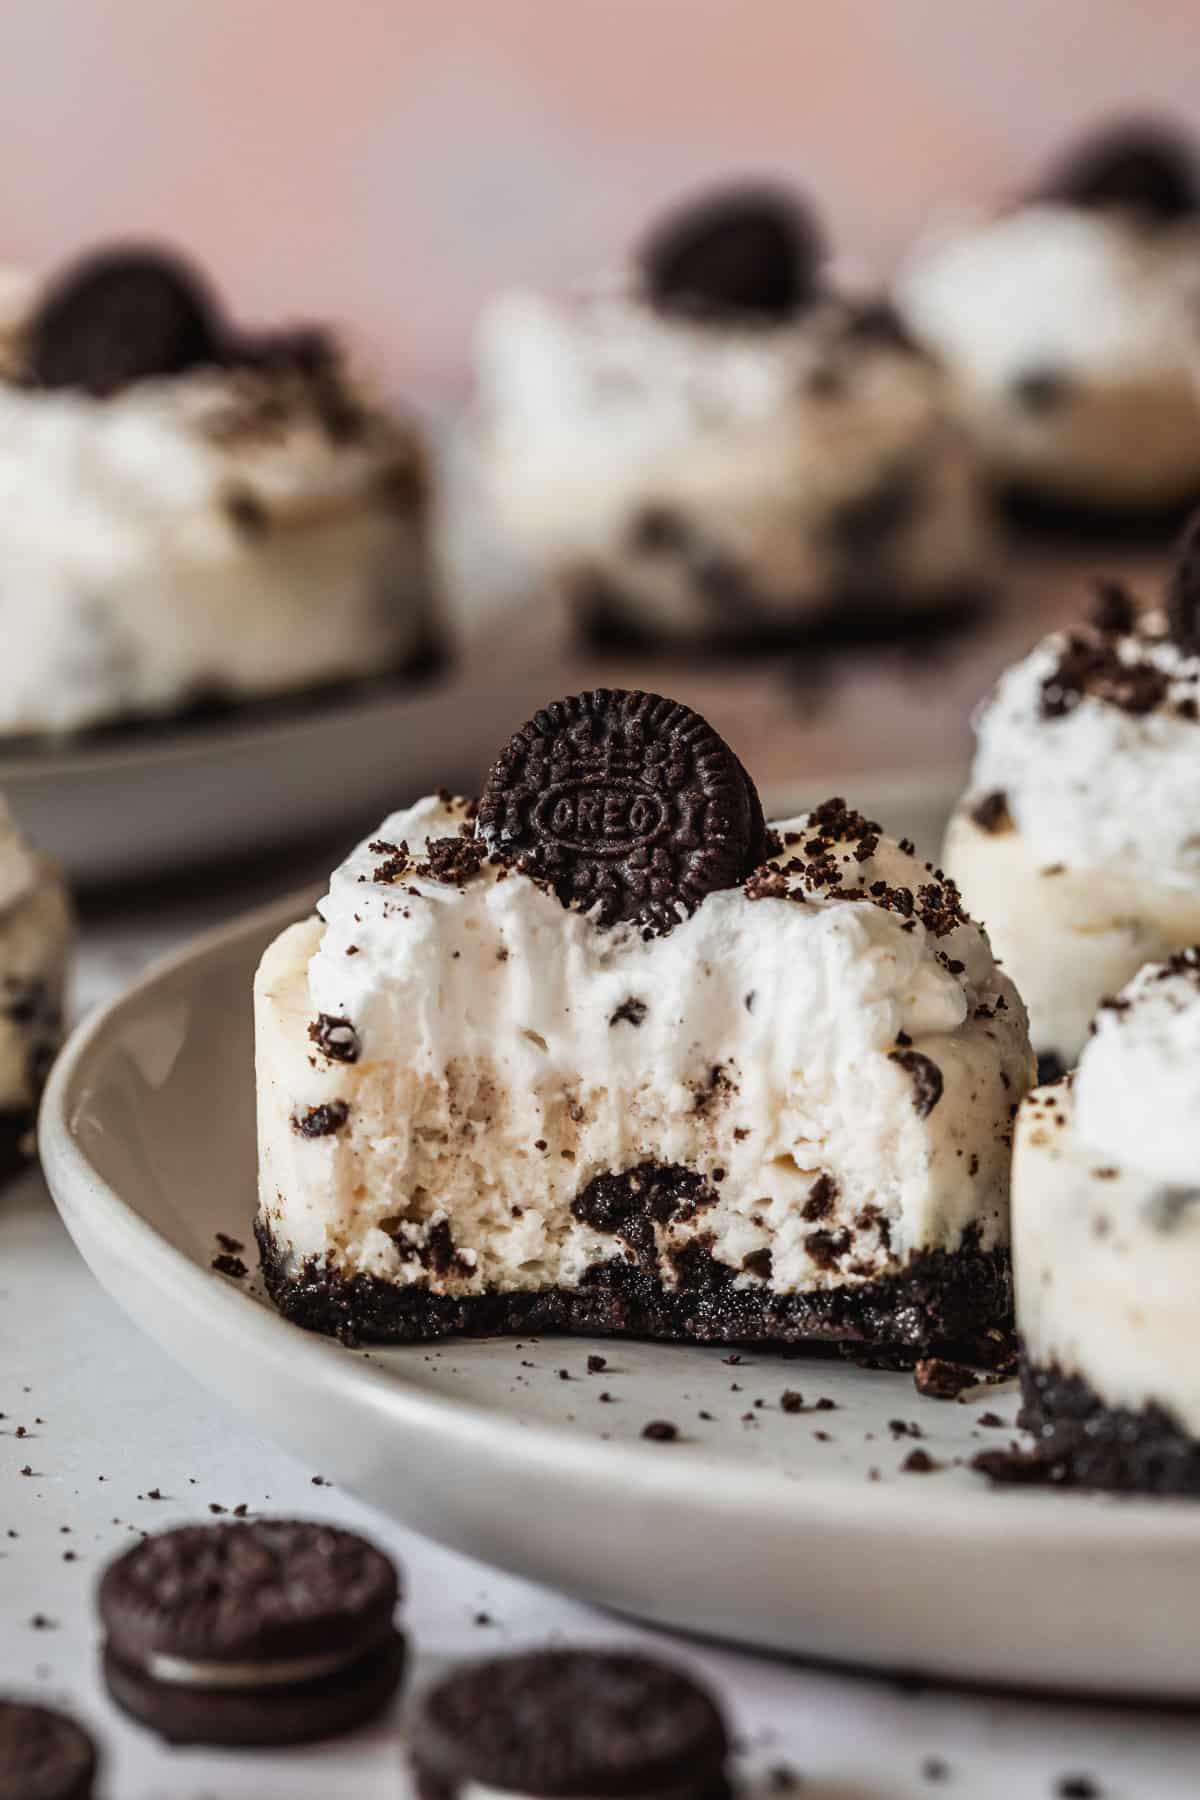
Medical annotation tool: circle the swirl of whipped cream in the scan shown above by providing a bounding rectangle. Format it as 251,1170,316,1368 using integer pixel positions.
1074,951,1200,1186
966,614,1200,885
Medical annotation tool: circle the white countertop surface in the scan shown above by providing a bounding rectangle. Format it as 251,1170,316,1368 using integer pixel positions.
4,851,1200,1800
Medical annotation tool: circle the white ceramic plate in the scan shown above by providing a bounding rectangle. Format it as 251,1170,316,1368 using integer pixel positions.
41,887,1200,1703
0,612,558,886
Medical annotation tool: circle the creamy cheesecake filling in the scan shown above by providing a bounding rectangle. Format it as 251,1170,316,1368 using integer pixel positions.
945,610,1200,1062
256,795,1031,1300
472,282,989,639
1014,955,1200,1435
0,346,431,735
895,204,1200,505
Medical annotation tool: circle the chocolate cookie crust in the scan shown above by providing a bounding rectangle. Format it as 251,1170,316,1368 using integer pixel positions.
256,1215,1012,1361
1016,1359,1200,1495
410,1649,730,1799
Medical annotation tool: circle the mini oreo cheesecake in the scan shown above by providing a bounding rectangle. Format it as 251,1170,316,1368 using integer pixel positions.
945,521,1200,1078
255,688,1032,1357
1013,952,1200,1493
98,1519,406,1746
409,1649,731,1800
895,120,1200,522
0,245,438,738
470,186,992,650
0,798,72,1174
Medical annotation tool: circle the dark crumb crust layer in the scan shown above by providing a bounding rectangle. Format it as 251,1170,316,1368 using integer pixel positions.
1000,481,1200,543
255,1217,1012,1360
569,569,990,660
1018,1359,1200,1495
0,1106,36,1183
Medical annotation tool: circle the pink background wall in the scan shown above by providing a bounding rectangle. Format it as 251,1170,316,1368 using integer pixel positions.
0,1,1196,401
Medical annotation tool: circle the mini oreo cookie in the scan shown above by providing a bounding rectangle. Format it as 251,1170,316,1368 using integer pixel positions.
1166,507,1200,654
0,1699,97,1800
640,184,823,321
410,1648,731,1800
1040,120,1200,222
98,1518,405,1747
477,689,767,932
26,245,224,396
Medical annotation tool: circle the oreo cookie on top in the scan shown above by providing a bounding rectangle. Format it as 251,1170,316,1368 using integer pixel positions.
26,246,226,396
477,690,767,933
1039,118,1200,223
0,1700,97,1800
639,183,824,321
410,1648,731,1800
98,1518,406,1747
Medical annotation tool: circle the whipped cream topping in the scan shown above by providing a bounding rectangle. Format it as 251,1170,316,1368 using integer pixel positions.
1074,952,1200,1186
895,204,1200,501
964,613,1200,885
472,278,987,629
254,792,1032,1293
312,796,981,1087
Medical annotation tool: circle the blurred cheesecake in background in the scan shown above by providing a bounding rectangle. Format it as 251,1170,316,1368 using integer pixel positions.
0,796,71,1175
1014,954,1200,1493
895,120,1200,525
468,185,994,652
0,246,439,739
944,519,1200,1078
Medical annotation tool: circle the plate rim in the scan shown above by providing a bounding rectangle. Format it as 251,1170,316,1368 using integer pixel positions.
38,891,1200,1553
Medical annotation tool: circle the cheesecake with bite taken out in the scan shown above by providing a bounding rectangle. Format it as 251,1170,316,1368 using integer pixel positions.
255,690,1032,1357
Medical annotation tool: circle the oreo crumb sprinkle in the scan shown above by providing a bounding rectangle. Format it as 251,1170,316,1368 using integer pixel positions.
610,997,648,1028
914,1357,973,1400
308,1014,361,1065
211,1253,248,1279
1040,628,1169,721
970,790,1013,834
1056,1779,1101,1799
292,1100,350,1139
642,1420,679,1442
889,1050,944,1117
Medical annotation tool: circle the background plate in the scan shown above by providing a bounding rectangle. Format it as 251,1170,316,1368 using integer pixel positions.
40,887,1200,1702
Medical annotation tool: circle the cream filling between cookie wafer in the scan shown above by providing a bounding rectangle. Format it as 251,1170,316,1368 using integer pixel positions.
1014,957,1200,1433
255,795,1031,1296
143,1645,368,1690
